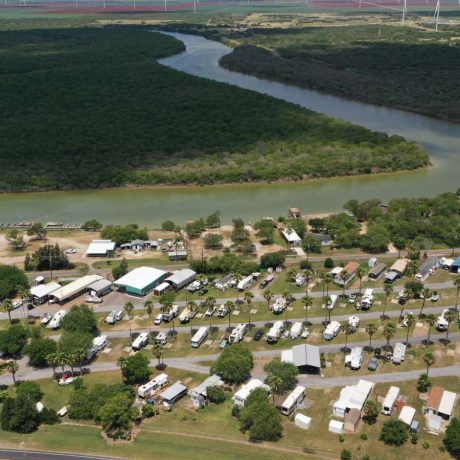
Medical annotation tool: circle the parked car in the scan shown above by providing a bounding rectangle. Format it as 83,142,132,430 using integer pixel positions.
253,329,264,341
374,347,382,359
349,293,357,304
367,357,379,371
65,248,77,254
199,288,208,296
219,338,228,350
431,291,439,302
41,313,52,325
259,280,269,289
154,313,163,325
398,296,407,305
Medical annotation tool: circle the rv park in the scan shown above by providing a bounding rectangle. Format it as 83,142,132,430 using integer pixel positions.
0,195,459,460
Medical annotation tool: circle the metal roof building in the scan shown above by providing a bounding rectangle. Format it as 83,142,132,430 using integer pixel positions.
190,374,224,408
281,344,321,374
49,275,103,304
86,240,116,257
30,281,61,304
114,267,168,296
165,268,197,290
160,381,188,406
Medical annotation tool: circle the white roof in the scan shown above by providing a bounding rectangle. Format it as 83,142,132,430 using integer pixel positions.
165,269,196,286
329,420,344,432
427,413,443,431
86,240,116,255
282,228,301,243
155,282,170,292
191,374,224,397
30,282,61,299
282,386,305,410
233,379,269,402
439,390,456,417
330,267,343,276
50,275,103,301
294,413,311,427
335,380,374,412
399,406,416,425
114,267,167,290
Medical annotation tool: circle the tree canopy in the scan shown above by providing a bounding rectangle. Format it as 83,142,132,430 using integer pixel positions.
212,343,253,384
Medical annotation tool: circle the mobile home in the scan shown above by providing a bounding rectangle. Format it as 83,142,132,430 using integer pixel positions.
290,322,303,340
191,327,209,348
132,332,149,351
267,321,285,344
392,343,406,364
49,310,67,329
229,323,247,344
323,321,341,340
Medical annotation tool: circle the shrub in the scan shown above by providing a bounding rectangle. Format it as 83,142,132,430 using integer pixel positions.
40,407,60,425
16,381,43,402
339,435,345,443
341,449,352,460
324,258,334,269
422,441,430,449
360,433,368,441
231,405,240,418
207,385,226,404
444,417,460,457
411,433,418,444
379,419,408,446
142,404,155,418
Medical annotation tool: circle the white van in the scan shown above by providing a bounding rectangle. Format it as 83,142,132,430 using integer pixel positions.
132,332,149,350
138,373,169,398
191,327,208,348
267,321,285,344
155,332,167,345
290,322,303,339
49,310,67,329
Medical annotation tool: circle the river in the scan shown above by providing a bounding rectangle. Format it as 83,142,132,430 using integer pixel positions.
0,32,458,226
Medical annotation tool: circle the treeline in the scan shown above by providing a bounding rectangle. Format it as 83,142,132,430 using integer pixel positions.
0,26,427,192
220,25,460,123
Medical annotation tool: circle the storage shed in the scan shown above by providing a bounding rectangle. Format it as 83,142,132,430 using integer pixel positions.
114,267,168,296
87,279,112,297
399,406,416,426
281,344,321,374
160,381,188,406
329,420,344,434
30,281,61,305
86,240,116,257
153,282,170,296
165,269,197,290
294,414,311,430
344,409,361,432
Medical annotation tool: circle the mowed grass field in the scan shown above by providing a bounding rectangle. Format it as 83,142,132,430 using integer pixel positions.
1,369,458,460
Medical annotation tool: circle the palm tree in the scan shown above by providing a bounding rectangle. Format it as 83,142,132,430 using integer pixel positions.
188,300,198,333
383,284,393,320
405,313,415,346
124,301,134,320
365,321,378,350
444,310,457,342
424,313,437,346
117,356,128,374
263,290,273,311
3,360,19,385
419,288,431,317
205,296,216,329
267,374,282,405
343,324,354,353
57,352,67,374
324,295,331,324
319,271,326,298
73,348,86,376
339,271,348,297
324,273,333,297
383,322,396,352
46,352,59,378
244,291,254,326
356,267,366,295
303,270,313,294
302,295,313,326
423,351,435,376
1,299,14,324
152,342,164,368
144,299,153,318
224,301,234,329
67,354,78,375
454,278,460,312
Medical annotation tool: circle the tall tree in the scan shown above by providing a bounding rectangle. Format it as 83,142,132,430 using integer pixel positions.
263,290,273,311
302,295,313,326
365,321,378,349
2,360,19,385
144,299,153,318
123,301,134,320
424,314,437,346
444,310,457,342
419,288,431,317
383,284,393,320
404,313,415,345
423,351,435,376
383,323,396,352
244,291,254,326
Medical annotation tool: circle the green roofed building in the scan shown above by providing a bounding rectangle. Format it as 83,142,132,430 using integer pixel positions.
114,266,168,296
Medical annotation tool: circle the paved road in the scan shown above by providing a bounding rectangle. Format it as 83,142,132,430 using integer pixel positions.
0,449,122,460
3,331,459,386
4,280,456,321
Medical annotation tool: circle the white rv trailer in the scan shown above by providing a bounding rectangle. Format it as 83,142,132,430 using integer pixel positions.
348,315,360,329
138,373,168,398
392,343,406,364
382,386,400,415
272,297,287,314
163,304,179,322
280,386,306,416
290,322,303,340
92,335,109,351
327,295,338,310
217,304,228,318
266,321,285,344
132,332,149,351
323,321,341,340
179,307,196,323
359,288,374,310
229,323,247,343
191,327,208,348
49,310,67,329
237,275,254,291
345,347,363,370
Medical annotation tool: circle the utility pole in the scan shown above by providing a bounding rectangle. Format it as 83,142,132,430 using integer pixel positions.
434,0,440,30
402,0,407,24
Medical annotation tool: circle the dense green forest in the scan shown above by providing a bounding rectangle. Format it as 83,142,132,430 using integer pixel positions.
0,26,428,192
218,25,460,123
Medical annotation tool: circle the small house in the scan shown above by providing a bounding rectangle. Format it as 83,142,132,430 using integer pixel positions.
160,381,188,406
333,380,374,418
190,374,224,408
304,232,332,246
368,262,387,280
334,261,360,286
385,259,410,283
233,379,270,407
424,386,457,421
86,240,116,257
415,256,439,281
281,344,321,374
281,227,301,246
344,409,361,432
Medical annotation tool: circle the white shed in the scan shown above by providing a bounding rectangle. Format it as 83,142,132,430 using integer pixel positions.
399,406,416,426
329,419,344,434
294,414,311,430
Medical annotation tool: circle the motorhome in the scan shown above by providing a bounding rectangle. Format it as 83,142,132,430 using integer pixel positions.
155,332,167,345
382,386,400,415
49,310,67,329
436,309,450,331
163,305,179,322
187,280,201,292
191,327,208,348
217,304,228,318
280,386,306,416
327,295,338,310
392,343,406,364
205,304,216,317
105,310,123,324
323,321,341,340
272,298,287,314
359,289,374,310
237,275,254,291
92,335,109,351
229,323,247,343
290,322,303,340
132,332,149,351
348,315,360,330
179,307,196,323
295,273,306,287
267,321,285,344
138,373,168,398
345,347,363,370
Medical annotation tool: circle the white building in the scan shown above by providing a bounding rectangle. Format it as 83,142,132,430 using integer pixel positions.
233,379,270,407
49,275,103,304
190,375,224,408
30,281,61,304
281,228,301,246
165,269,197,290
86,240,116,257
114,266,168,296
333,379,374,418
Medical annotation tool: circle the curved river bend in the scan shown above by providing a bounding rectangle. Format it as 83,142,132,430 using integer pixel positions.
0,32,459,225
